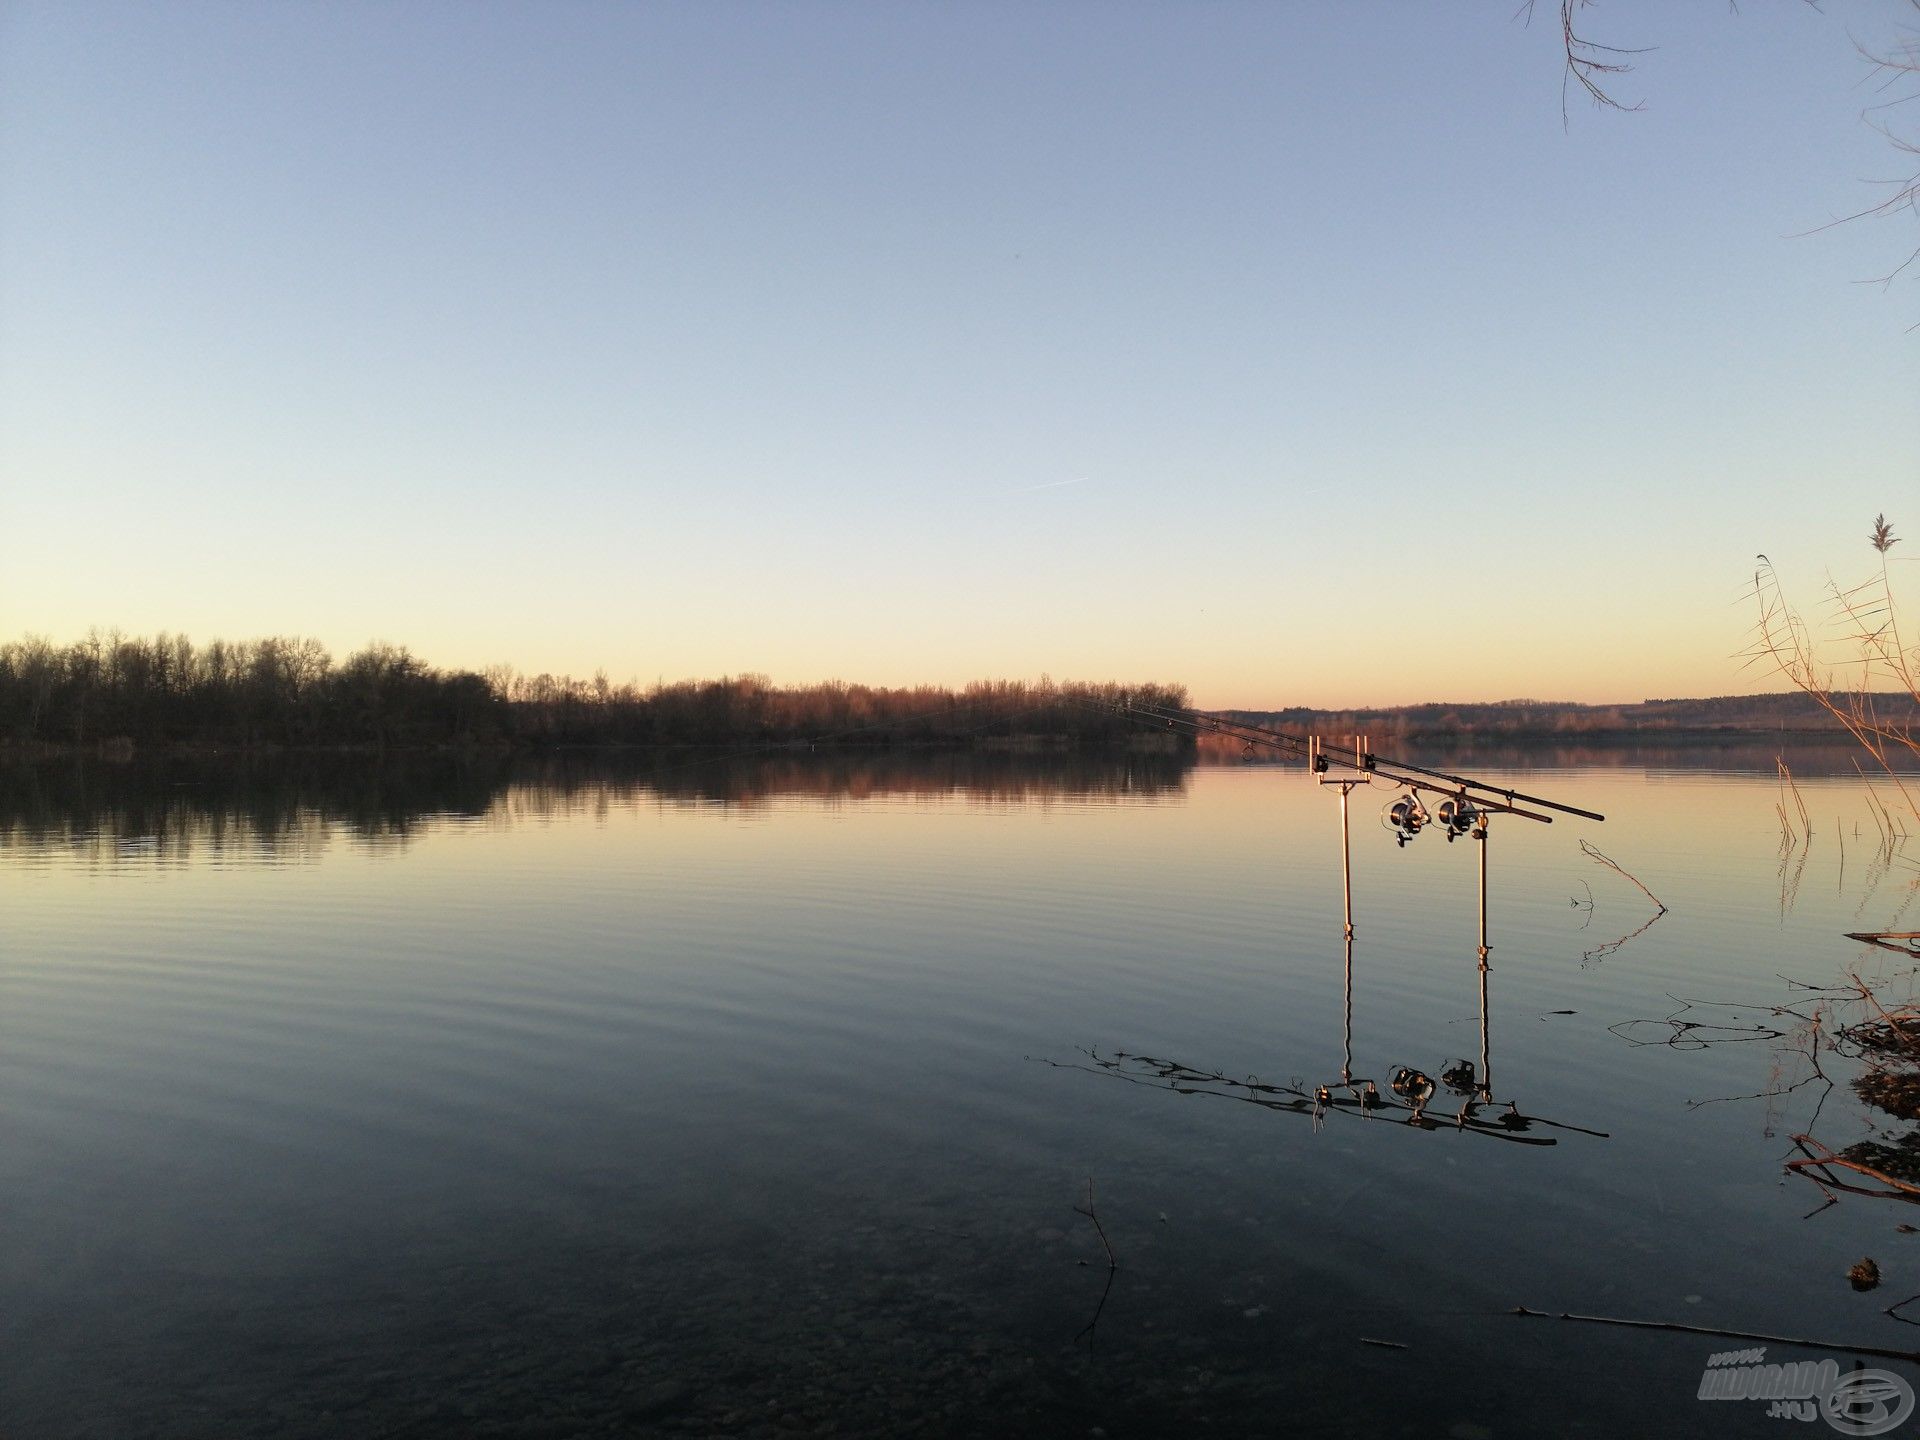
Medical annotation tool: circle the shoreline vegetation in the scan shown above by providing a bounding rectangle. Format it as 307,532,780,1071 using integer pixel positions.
0,632,1187,755
0,631,1912,759
1224,693,1920,745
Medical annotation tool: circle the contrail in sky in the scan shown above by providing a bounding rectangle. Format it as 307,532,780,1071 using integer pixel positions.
1001,477,1340,499
1004,477,1088,495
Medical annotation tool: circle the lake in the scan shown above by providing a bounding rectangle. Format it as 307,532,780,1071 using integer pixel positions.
2,746,1915,1437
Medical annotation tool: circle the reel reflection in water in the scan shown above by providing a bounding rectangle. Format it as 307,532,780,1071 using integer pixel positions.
1037,721,1611,1145
1036,926,1609,1146
1389,1066,1437,1113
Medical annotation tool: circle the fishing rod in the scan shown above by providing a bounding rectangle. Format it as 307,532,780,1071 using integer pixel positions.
1092,696,1604,823
1066,696,1549,823
1076,697,1558,818
1050,690,1618,1149
1126,699,1597,818
1063,693,1609,978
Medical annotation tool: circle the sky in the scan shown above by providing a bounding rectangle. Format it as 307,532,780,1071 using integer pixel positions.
2,1,1915,708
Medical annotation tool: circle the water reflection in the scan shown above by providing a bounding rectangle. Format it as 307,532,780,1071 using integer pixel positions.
0,749,1195,863
8,749,1919,1434
1610,965,1920,1220
0,754,498,862
10,739,1906,869
1040,932,1609,1146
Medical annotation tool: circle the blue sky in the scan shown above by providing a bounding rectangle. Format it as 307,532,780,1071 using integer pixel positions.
2,1,1914,706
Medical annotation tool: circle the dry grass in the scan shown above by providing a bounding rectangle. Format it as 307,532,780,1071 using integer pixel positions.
1745,515,1919,822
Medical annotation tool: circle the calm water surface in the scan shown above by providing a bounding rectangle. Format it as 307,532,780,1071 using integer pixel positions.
2,749,1915,1437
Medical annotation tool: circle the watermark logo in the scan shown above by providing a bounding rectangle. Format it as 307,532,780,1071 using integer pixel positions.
1826,1372,1917,1436
1697,1347,1915,1435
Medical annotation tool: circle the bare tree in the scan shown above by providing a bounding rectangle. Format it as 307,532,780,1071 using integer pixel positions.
1519,0,1651,124
1523,1,1920,288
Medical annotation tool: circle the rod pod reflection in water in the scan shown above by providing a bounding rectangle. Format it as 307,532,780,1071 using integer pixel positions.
1302,733,1515,1107
1046,703,1613,1139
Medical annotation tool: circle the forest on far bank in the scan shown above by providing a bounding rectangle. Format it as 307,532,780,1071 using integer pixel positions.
5,630,1900,756
1230,691,1920,740
0,631,1188,751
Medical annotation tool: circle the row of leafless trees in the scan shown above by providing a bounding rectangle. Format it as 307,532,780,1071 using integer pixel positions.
491,669,1187,747
0,630,1187,750
1227,692,1918,743
0,632,495,749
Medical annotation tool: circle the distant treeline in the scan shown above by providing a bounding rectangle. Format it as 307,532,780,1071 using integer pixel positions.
0,632,1189,751
1229,691,1920,740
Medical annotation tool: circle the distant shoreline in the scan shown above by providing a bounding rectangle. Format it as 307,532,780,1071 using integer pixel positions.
1224,726,1886,747
1220,693,1918,746
4,631,1912,758
0,727,1903,774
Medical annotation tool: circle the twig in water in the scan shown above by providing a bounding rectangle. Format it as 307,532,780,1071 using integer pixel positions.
1580,839,1667,914
1843,967,1917,1044
1780,757,1813,839
1681,1006,1827,1121
1608,995,1805,1050
1847,932,1920,959
1074,1177,1118,1270
1570,878,1595,929
1781,831,1813,920
1073,1265,1117,1349
1583,908,1665,968
1509,1305,1920,1365
1787,1133,1920,1206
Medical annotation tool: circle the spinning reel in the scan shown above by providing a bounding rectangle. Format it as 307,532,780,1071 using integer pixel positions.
1436,795,1486,843
1382,793,1429,846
